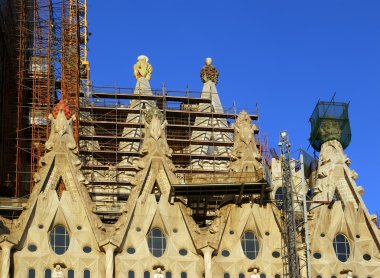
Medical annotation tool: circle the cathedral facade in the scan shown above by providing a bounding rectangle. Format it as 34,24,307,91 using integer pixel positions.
0,57,379,278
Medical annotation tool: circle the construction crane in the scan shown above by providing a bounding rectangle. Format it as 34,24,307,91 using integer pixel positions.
278,131,301,278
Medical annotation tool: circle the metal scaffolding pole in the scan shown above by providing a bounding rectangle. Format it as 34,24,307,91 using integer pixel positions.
278,131,300,278
300,152,312,278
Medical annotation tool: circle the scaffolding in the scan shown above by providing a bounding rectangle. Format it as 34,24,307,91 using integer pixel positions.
278,131,301,278
12,0,88,197
78,85,269,222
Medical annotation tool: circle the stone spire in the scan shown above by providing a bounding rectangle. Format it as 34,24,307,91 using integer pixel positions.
130,107,178,202
118,55,156,172
229,110,263,176
312,139,357,206
191,58,232,170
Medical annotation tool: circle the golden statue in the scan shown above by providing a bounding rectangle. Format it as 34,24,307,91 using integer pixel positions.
133,55,153,81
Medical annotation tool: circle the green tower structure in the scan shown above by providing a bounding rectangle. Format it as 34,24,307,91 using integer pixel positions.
309,100,351,152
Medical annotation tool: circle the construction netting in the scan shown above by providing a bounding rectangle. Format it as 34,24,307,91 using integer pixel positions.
309,101,351,151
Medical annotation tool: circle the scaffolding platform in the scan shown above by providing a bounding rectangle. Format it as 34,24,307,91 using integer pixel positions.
78,85,266,223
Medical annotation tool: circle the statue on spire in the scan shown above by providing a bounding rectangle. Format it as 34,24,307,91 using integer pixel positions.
133,55,153,81
200,57,219,84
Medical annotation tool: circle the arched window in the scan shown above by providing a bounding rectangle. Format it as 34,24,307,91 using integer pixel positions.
50,225,70,255
166,272,172,278
275,275,281,278
224,273,230,278
28,269,35,278
147,228,166,257
144,271,150,278
333,234,350,262
84,270,90,278
68,269,74,278
181,273,187,278
239,274,245,278
260,275,266,278
128,271,135,278
275,187,284,210
44,269,51,278
241,231,260,259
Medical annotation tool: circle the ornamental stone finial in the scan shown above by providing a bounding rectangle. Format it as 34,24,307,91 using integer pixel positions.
133,55,153,81
200,57,219,84
229,111,262,174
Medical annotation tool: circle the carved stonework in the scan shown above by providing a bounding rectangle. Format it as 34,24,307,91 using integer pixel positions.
229,111,263,175
318,118,342,145
46,100,78,154
131,107,176,187
133,55,153,81
200,57,219,84
52,264,65,278
312,139,358,206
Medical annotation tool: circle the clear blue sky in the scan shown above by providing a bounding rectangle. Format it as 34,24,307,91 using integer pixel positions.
88,0,380,214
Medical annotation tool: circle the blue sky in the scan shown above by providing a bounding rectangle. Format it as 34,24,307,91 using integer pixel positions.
88,0,380,214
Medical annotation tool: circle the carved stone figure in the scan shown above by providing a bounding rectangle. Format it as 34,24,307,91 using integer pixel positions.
153,267,164,278
347,271,353,278
130,107,176,199
250,268,260,278
139,107,172,160
133,55,153,81
229,111,262,174
318,118,342,145
45,99,77,152
200,57,219,84
44,100,83,172
52,265,65,278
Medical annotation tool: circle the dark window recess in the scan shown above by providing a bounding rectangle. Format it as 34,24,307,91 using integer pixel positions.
127,247,136,254
221,250,230,257
147,228,166,257
274,187,284,210
313,252,322,259
28,244,37,252
272,251,281,258
332,234,351,262
181,272,187,278
166,272,172,278
224,274,230,278
68,270,74,278
44,269,51,278
179,248,188,256
363,254,371,261
144,271,150,278
84,270,90,278
241,231,260,260
128,271,135,278
50,225,70,255
83,246,92,253
28,269,35,278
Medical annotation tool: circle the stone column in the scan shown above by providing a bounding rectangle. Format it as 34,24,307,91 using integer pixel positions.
201,246,214,278
0,241,14,278
104,244,116,278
